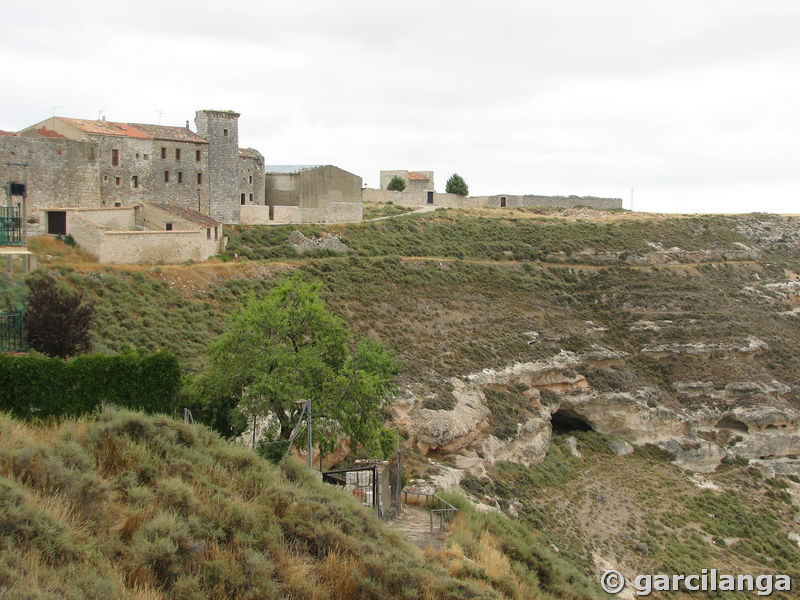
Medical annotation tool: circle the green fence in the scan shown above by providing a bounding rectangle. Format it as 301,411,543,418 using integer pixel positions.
0,311,25,352
0,206,23,246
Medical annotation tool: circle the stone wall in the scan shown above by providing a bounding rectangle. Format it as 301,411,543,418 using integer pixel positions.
195,110,241,223
144,139,210,213
239,150,265,207
363,187,622,210
64,207,135,230
266,165,362,210
0,136,100,231
239,202,361,224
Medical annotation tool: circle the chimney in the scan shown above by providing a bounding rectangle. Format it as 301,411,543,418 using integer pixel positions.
186,120,190,130
101,116,106,121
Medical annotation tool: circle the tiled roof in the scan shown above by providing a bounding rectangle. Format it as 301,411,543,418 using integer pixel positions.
265,165,323,174
408,171,429,181
148,203,221,228
126,123,208,143
61,118,150,139
0,130,15,136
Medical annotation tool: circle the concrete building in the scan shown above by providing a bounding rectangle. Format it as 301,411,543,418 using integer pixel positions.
240,164,362,224
2,109,262,227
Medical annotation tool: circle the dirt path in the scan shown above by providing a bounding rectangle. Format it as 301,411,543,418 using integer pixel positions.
389,506,444,550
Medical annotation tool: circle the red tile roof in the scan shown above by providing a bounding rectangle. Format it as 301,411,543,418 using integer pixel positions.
61,118,150,139
126,123,207,143
408,171,429,181
0,130,15,136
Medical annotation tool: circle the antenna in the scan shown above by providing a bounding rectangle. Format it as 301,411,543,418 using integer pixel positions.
98,109,105,121
155,109,165,125
51,106,62,127
630,187,634,212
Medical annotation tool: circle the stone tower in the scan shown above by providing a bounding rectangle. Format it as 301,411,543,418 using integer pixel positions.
195,110,240,223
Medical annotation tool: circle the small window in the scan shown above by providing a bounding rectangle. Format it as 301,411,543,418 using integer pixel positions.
114,202,122,207
115,177,121,186
249,175,252,184
164,171,170,182
240,193,245,205
249,193,253,202
175,148,181,160
207,228,211,239
165,222,173,231
87,147,95,161
223,128,228,136
112,149,119,166
56,147,62,156
132,175,139,188
136,153,140,158
178,172,183,183
143,153,149,160
197,173,202,184
103,175,108,182
195,150,201,161
214,226,218,240
161,147,166,159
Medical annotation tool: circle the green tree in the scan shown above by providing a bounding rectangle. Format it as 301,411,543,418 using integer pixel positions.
196,275,399,459
445,173,469,196
387,176,407,191
24,275,94,358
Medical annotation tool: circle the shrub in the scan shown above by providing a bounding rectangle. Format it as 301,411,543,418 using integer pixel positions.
24,274,94,358
387,176,407,191
445,173,469,196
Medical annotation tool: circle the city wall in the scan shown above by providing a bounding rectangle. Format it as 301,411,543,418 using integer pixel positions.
362,188,622,210
240,202,362,225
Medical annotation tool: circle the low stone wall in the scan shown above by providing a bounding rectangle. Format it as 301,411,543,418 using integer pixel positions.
66,211,222,264
65,207,135,230
363,188,622,210
239,202,362,224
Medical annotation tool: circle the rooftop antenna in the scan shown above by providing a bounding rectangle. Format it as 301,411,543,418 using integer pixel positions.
155,109,165,125
98,109,105,121
51,106,62,127
630,187,634,212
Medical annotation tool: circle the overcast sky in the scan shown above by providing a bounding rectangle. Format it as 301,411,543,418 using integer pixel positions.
2,1,799,213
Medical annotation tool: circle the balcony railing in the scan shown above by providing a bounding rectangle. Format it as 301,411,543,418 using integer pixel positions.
0,206,23,246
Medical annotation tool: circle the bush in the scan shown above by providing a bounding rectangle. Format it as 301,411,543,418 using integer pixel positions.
24,274,94,358
0,350,181,420
445,173,469,196
387,176,406,191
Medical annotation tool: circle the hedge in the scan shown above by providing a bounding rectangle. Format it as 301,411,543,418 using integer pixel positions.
0,350,181,420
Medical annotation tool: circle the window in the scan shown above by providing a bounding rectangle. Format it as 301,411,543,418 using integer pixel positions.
249,175,252,184
196,173,202,184
112,149,119,166
177,172,183,183
56,147,62,156
87,147,95,161
143,153,149,160
161,147,166,159
115,177,121,186
114,202,122,207
249,193,253,202
136,153,140,158
223,128,228,137
132,176,139,188
165,222,173,231
103,175,108,182
164,171,170,182
241,193,245,205
196,150,201,161
207,228,211,239
175,148,181,160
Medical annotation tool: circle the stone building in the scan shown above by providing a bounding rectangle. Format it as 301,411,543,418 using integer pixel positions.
240,164,362,224
1,109,263,227
380,170,434,194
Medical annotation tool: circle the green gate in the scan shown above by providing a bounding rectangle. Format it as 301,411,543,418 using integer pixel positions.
0,206,23,246
0,311,26,352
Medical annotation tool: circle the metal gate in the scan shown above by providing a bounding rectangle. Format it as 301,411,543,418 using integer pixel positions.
0,206,22,246
0,311,25,352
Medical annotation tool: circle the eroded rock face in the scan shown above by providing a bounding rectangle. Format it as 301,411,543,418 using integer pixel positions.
402,348,800,479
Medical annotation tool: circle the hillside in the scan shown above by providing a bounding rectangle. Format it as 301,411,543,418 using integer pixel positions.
11,206,800,597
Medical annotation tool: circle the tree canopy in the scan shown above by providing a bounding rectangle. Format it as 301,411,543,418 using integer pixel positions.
445,173,469,196
197,275,399,459
387,176,407,191
24,274,94,358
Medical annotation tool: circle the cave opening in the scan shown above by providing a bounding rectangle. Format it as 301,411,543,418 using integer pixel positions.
551,407,593,435
716,415,749,433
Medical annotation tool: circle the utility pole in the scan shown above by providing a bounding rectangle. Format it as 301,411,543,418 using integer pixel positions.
306,399,313,469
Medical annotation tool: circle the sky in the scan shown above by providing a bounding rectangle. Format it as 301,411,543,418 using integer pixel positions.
2,0,799,214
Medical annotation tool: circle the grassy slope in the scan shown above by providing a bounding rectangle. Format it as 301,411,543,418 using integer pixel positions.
0,408,595,600
10,208,800,597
